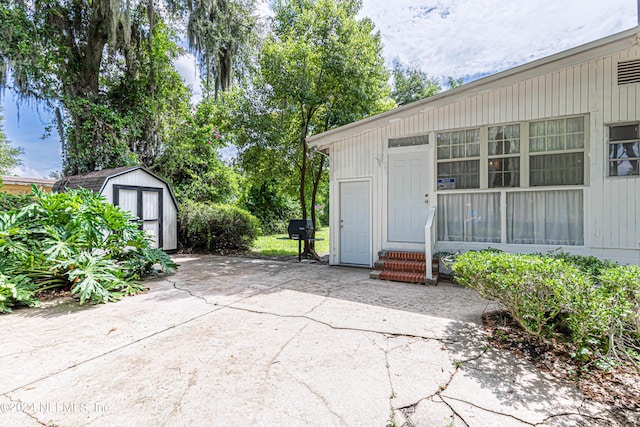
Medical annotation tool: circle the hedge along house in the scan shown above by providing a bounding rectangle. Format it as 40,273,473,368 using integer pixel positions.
308,27,640,283
53,166,178,252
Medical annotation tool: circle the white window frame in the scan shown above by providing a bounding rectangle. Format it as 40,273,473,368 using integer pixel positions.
435,115,588,192
606,122,640,178
435,114,589,247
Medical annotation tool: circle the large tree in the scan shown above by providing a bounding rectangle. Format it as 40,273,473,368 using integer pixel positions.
390,58,441,105
188,0,258,101
228,0,393,256
0,0,257,175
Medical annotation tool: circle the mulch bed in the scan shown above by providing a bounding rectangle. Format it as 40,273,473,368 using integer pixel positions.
35,287,73,302
482,310,640,411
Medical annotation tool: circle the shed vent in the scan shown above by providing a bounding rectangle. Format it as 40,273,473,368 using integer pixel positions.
388,134,429,148
617,59,640,85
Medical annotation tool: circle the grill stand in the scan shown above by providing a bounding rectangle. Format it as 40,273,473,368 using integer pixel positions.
278,237,324,262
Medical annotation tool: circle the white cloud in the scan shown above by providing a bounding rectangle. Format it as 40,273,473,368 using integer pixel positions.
9,164,47,179
361,0,638,80
174,52,203,104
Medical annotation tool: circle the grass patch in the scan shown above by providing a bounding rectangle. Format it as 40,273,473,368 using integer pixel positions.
251,228,330,257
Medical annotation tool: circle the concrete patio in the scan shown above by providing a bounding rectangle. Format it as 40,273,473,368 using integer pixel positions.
0,255,635,426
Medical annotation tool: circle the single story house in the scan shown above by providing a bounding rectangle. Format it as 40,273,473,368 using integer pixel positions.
308,27,640,282
1,176,57,194
53,166,178,252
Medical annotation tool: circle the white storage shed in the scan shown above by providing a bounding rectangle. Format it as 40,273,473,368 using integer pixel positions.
53,166,178,252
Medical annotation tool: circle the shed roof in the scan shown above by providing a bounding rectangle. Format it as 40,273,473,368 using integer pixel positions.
308,26,640,150
53,166,178,208
52,166,137,193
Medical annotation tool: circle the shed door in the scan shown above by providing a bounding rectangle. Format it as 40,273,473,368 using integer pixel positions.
113,185,164,249
388,151,429,242
340,181,370,266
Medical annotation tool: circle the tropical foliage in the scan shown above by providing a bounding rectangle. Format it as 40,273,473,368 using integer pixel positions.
0,186,176,313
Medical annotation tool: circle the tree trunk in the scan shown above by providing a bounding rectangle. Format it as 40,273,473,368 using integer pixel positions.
308,154,325,258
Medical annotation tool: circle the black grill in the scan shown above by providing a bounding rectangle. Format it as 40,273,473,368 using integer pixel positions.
287,219,314,240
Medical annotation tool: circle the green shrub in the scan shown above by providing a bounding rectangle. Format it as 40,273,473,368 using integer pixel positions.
597,265,640,363
179,200,260,252
544,249,615,279
452,251,587,337
452,250,640,368
244,180,300,234
0,191,34,212
0,186,177,312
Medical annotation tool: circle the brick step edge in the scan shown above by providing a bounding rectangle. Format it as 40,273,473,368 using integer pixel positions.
374,260,426,273
378,250,426,262
369,270,427,284
378,271,426,284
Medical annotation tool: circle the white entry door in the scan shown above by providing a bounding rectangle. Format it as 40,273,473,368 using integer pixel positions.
340,181,371,266
388,151,430,242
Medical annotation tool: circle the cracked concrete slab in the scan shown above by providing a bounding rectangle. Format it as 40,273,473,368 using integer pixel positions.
0,255,631,426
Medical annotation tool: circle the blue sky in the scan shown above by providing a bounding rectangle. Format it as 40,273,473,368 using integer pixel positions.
2,0,638,178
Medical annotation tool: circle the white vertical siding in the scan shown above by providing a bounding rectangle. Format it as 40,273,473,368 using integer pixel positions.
327,43,640,265
597,47,640,255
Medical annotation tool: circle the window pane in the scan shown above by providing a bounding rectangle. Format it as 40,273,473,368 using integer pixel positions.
437,146,450,160
507,190,584,245
530,122,545,137
437,128,482,189
438,193,501,243
505,124,520,139
609,160,640,176
566,117,584,133
530,137,545,152
610,124,639,141
488,157,520,188
508,140,520,154
547,119,565,135
566,133,584,149
466,129,480,142
609,142,640,159
530,117,584,153
547,135,565,151
466,142,480,157
488,126,501,141
451,145,465,158
437,133,450,145
530,153,584,186
437,160,480,189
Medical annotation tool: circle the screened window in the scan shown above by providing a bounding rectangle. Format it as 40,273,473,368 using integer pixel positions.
436,129,480,189
488,124,520,187
608,124,640,177
529,117,585,186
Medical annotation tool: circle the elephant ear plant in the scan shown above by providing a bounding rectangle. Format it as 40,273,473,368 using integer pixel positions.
0,186,177,312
